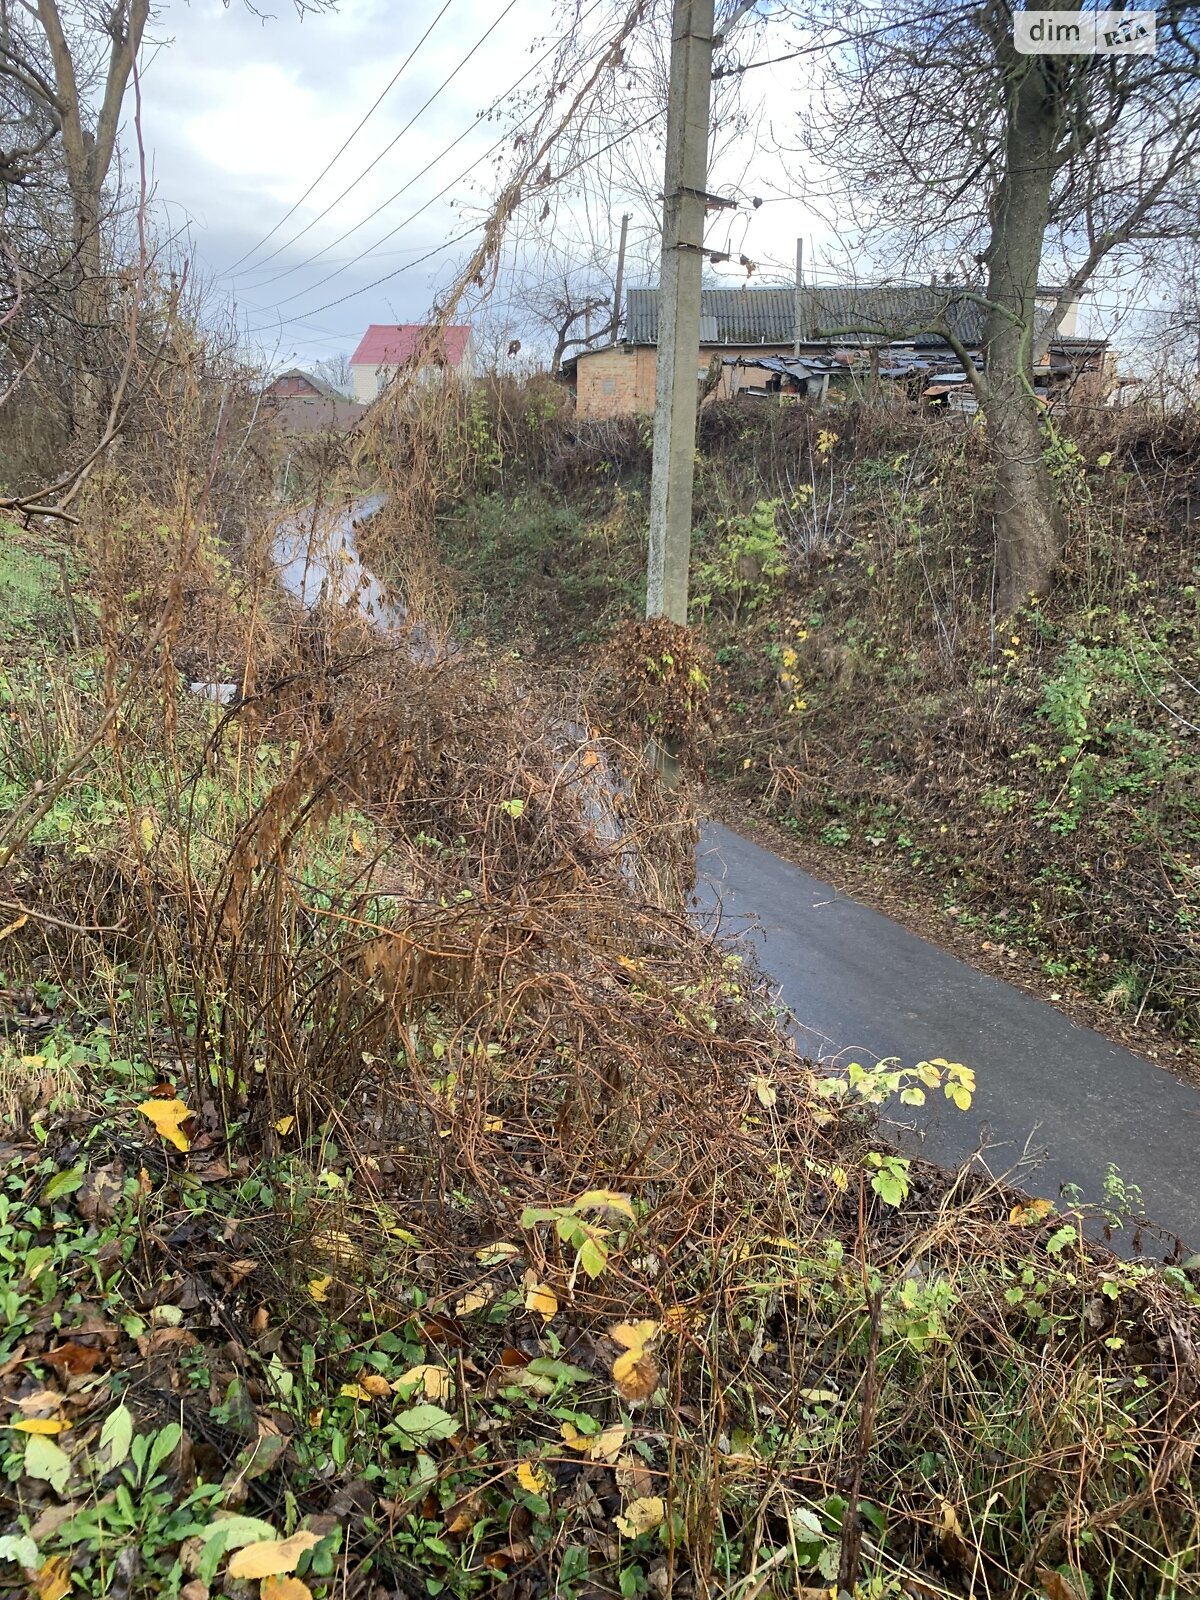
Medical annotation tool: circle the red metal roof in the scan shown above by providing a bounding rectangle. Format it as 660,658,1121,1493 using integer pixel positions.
349,324,472,370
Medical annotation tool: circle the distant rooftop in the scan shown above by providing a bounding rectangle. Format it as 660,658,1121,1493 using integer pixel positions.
624,285,1062,350
350,324,472,369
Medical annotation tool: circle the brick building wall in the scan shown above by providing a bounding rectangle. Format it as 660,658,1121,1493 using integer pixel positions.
573,345,802,418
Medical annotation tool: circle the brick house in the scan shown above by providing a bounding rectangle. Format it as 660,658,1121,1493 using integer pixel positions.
562,285,1108,417
263,367,335,399
348,324,474,403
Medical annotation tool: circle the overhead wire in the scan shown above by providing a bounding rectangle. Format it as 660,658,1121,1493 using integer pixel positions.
225,0,455,275
238,0,612,298
231,0,522,281
243,112,660,337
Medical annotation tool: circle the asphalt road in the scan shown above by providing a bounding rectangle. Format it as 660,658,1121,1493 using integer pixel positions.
695,820,1200,1249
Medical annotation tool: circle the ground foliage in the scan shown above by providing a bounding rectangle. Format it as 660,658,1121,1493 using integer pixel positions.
1,428,1200,1600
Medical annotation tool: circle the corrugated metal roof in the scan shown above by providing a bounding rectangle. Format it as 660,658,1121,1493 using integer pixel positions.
624,285,1058,350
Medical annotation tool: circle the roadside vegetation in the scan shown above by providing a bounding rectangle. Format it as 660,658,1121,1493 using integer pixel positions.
428,384,1200,1061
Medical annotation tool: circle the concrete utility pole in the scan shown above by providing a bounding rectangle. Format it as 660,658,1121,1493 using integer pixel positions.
611,212,631,343
645,0,715,625
793,237,804,355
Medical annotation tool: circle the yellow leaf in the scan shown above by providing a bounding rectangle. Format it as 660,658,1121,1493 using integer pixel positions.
594,1423,628,1462
752,1074,777,1109
139,813,155,850
0,912,28,941
610,1320,659,1353
273,1115,295,1136
524,1282,558,1322
613,1346,660,1401
661,1306,701,1334
338,1383,375,1402
614,1496,664,1538
1009,1197,1054,1227
226,1530,321,1579
359,1373,392,1398
307,1275,332,1303
474,1241,520,1266
516,1460,550,1495
393,1364,451,1401
136,1097,191,1153
10,1418,69,1434
560,1421,591,1453
483,1117,504,1133
34,1555,72,1600
454,1286,495,1317
350,828,363,855
573,1189,636,1221
262,1579,314,1600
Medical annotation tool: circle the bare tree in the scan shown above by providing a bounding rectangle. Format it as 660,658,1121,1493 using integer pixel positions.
777,0,1200,611
313,350,352,396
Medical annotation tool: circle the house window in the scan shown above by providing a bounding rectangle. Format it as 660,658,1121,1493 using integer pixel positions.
602,377,616,395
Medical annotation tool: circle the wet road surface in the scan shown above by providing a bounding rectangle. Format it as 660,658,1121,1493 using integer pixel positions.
696,820,1200,1248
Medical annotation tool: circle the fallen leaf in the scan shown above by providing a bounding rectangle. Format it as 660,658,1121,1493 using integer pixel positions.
610,1320,660,1351
338,1383,375,1403
516,1460,550,1495
752,1074,777,1108
307,1275,332,1303
1037,1570,1088,1600
22,1434,72,1494
393,1364,451,1401
610,1319,661,1401
262,1580,313,1600
524,1281,557,1322
76,1166,123,1223
10,1418,69,1435
137,1097,192,1153
613,1348,660,1402
454,1286,494,1317
1009,1198,1054,1227
359,1373,392,1398
0,913,28,941
444,1491,484,1536
226,1259,258,1287
474,1241,520,1266
594,1422,628,1462
17,1391,65,1415
350,828,363,855
273,1116,295,1136
0,1533,38,1569
34,1554,72,1600
615,1496,665,1538
41,1342,105,1376
226,1530,321,1579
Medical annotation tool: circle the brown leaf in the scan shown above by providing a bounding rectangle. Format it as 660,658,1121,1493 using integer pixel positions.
77,1166,123,1223
1037,1572,1088,1600
226,1259,258,1286
42,1341,105,1375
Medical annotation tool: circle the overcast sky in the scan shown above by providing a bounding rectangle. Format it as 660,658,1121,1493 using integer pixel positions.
133,0,833,370
129,0,1149,374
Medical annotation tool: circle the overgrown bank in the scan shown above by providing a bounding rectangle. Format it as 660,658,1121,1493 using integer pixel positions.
2,429,1200,1599
430,391,1200,1059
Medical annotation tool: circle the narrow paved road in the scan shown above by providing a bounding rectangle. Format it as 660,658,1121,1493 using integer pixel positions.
696,821,1200,1248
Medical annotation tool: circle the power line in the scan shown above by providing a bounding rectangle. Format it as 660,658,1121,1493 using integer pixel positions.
230,0,522,282
226,0,456,275
239,0,611,298
243,114,660,338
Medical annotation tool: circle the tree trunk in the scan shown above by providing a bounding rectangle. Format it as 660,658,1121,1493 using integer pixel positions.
980,40,1074,615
